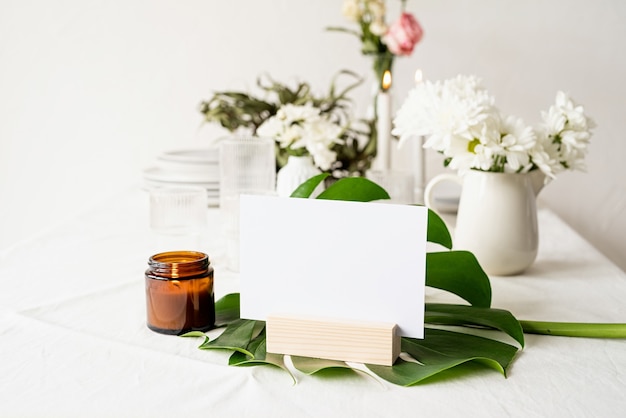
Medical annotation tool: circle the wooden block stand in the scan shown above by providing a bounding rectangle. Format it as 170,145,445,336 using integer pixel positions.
266,314,400,366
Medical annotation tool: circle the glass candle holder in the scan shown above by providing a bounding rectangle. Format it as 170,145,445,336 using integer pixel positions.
145,251,215,335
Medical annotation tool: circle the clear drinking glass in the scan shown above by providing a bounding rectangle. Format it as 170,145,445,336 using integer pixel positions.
219,136,276,271
149,186,208,252
366,170,415,204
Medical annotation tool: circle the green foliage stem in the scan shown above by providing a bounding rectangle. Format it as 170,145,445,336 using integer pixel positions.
520,321,626,338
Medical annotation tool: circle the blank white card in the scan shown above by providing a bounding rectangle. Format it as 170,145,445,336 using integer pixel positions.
239,195,427,337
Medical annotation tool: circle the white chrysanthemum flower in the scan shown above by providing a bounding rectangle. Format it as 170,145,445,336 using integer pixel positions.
257,115,283,138
500,115,536,172
394,75,496,149
449,149,488,172
529,153,553,178
308,142,338,171
258,103,344,171
279,102,321,125
283,125,306,150
393,76,593,176
534,91,594,176
529,137,560,178
393,74,501,173
392,80,440,145
445,125,498,172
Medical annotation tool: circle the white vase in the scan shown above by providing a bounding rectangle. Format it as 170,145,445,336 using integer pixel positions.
425,170,545,276
276,155,323,198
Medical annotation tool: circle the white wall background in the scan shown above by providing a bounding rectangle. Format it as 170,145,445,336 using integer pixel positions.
1,0,625,271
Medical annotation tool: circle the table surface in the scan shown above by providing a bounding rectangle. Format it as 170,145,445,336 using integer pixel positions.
1,186,625,418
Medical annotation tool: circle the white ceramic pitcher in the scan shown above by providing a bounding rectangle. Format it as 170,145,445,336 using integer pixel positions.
425,170,545,276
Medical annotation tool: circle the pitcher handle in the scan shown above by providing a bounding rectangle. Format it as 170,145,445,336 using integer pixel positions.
424,173,463,210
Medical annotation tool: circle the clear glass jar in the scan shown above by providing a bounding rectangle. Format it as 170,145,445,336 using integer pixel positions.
145,251,215,335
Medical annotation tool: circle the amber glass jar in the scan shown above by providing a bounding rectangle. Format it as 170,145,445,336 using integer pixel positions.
145,251,215,335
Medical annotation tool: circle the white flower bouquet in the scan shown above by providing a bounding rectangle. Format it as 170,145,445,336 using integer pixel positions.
199,71,377,177
257,103,345,171
392,75,595,178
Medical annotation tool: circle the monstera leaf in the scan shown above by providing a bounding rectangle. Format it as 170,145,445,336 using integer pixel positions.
184,176,626,386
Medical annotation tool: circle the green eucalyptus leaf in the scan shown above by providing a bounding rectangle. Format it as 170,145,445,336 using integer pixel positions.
427,209,453,249
290,173,330,198
317,177,390,202
326,26,361,37
426,251,492,308
215,293,240,327
330,69,364,102
425,303,525,347
220,92,254,101
198,319,256,357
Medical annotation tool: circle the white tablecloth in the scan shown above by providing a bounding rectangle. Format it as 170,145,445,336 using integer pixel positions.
1,186,625,417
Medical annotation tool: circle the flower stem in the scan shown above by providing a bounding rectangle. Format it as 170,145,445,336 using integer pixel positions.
520,320,626,338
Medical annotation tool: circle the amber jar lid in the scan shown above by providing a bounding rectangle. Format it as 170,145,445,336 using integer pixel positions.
146,251,211,280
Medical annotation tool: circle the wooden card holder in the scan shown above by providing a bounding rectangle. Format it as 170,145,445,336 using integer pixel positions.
265,314,400,366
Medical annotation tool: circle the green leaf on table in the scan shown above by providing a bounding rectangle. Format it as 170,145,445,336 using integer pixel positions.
215,293,241,327
291,356,349,374
180,331,208,338
198,319,257,357
406,328,519,373
426,251,492,308
228,332,296,384
290,173,330,198
367,356,475,386
229,334,286,369
292,356,375,382
427,209,453,249
228,332,266,365
180,331,210,346
425,303,525,347
367,328,519,386
316,177,390,202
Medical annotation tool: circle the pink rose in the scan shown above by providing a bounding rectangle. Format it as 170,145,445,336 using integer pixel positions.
383,12,423,56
